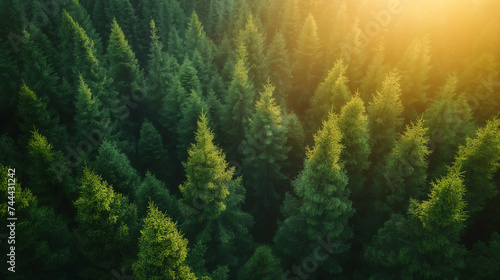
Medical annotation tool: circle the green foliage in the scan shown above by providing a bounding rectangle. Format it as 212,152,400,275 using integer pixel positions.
466,232,500,279
452,118,500,214
239,245,282,280
180,113,253,268
309,59,351,133
368,71,404,162
74,76,106,141
138,120,167,178
74,167,138,279
275,113,355,275
360,44,387,102
266,31,291,105
135,172,180,221
338,95,370,196
133,203,197,280
94,140,141,195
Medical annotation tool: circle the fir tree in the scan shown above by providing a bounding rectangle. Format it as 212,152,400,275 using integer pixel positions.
138,120,168,179
360,44,387,102
266,31,292,106
180,113,253,268
179,57,203,95
74,76,106,144
134,172,180,221
238,246,282,280
274,113,355,275
133,203,197,280
74,167,138,279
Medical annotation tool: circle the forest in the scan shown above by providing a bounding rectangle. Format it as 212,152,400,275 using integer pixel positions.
0,0,500,279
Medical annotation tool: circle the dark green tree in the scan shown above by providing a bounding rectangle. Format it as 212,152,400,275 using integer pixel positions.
466,232,500,279
134,172,180,221
137,120,168,179
266,31,292,106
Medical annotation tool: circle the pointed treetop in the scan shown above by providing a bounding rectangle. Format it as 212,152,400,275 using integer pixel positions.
308,112,343,169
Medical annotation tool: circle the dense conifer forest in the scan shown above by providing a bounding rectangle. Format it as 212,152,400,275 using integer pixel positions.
1,0,500,279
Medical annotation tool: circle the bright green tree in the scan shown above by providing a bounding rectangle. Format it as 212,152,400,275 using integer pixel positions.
338,95,370,197
74,76,107,142
274,113,355,275
180,113,253,268
74,167,138,279
133,203,197,280
368,71,404,164
451,118,500,214
365,169,467,279
238,246,282,280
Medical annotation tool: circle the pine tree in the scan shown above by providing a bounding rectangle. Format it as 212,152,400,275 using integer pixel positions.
340,20,367,92
160,74,187,139
309,59,351,133
74,76,107,144
451,118,500,214
282,113,306,179
378,119,430,212
134,172,180,221
180,113,253,268
177,90,209,162
466,232,500,279
368,71,404,164
365,169,467,279
105,0,140,58
179,57,203,95
338,95,370,197
398,36,432,114
360,43,387,102
238,246,282,280
266,31,292,105
133,203,197,280
222,43,256,157
137,120,168,179
280,0,301,52
26,130,75,213
237,14,268,90
93,140,141,196
241,84,289,241
424,74,476,179
107,18,143,97
274,113,355,275
290,13,322,114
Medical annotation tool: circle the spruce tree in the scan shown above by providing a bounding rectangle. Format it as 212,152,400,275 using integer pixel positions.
274,113,355,275
340,20,367,92
280,0,301,52
93,140,141,196
466,232,500,279
368,71,404,164
133,203,197,280
241,84,289,241
238,246,282,280
282,113,306,179
107,18,143,98
338,95,370,197
134,172,180,221
74,167,138,279
74,76,107,144
290,13,322,114
365,169,467,280
424,75,476,179
360,44,387,102
180,113,253,268
179,57,203,96
138,120,168,179
309,59,351,133
452,118,500,214
266,31,292,106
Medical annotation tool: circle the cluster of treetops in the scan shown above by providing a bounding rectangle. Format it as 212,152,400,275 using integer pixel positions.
0,0,499,279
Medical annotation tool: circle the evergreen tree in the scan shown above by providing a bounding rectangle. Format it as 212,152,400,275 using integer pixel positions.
282,113,306,179
290,13,322,114
161,74,187,139
74,167,138,279
241,84,289,241
274,113,355,275
179,57,202,95
74,76,106,144
366,169,467,279
107,18,143,98
309,59,351,133
65,0,104,58
451,118,500,214
466,232,500,279
222,43,256,157
238,246,282,280
266,31,292,106
177,90,209,162
368,71,404,164
338,95,370,197
93,140,141,196
424,74,476,179
138,120,168,179
398,36,432,114
360,44,387,102
180,113,253,268
280,0,301,52
378,119,430,212
340,20,367,92
105,0,140,58
135,172,180,221
237,14,268,90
